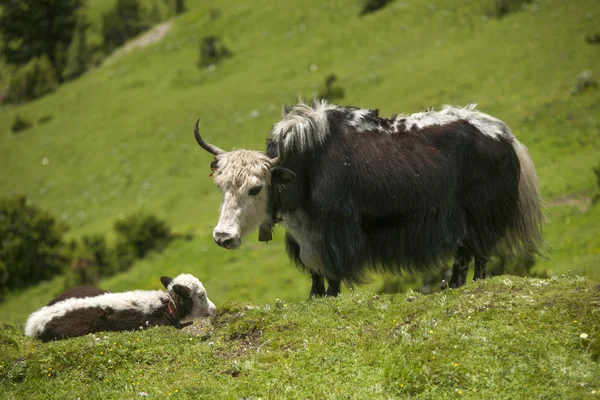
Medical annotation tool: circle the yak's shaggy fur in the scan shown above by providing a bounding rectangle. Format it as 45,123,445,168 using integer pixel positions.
197,100,544,298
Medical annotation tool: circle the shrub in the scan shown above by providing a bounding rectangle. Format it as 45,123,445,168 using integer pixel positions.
80,234,117,277
114,213,172,259
585,33,600,45
174,0,186,14
0,0,83,67
63,18,90,81
0,196,70,298
592,161,600,206
6,55,58,104
359,0,393,16
317,74,345,102
483,0,533,19
570,71,598,96
38,115,54,125
197,36,232,68
63,255,100,289
11,115,32,134
101,0,149,53
148,1,163,24
114,241,138,272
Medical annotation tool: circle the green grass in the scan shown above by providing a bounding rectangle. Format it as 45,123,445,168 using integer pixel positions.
0,0,599,350
1,276,599,399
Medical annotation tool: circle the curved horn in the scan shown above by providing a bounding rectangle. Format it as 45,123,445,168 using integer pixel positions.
193,118,225,156
269,139,285,167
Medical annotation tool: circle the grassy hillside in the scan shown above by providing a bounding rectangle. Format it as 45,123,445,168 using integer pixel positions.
1,276,599,399
0,0,599,324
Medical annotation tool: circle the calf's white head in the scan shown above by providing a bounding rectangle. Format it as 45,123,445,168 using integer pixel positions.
193,119,294,249
161,273,216,322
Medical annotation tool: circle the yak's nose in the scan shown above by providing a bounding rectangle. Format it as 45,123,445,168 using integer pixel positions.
213,231,240,249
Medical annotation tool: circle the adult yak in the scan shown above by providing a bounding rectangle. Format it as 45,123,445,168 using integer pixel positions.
193,100,544,298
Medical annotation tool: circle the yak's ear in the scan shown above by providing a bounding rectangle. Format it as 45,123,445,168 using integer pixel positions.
172,284,191,299
281,103,292,117
271,167,295,184
160,276,172,289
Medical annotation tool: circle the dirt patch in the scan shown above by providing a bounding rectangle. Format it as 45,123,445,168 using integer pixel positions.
103,21,172,66
546,195,591,212
181,318,213,339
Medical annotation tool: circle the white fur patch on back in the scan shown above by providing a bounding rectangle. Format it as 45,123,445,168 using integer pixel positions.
347,108,385,133
25,290,169,338
271,99,338,152
399,103,512,139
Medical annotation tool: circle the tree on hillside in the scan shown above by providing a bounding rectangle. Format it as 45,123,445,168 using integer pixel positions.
0,0,83,78
101,0,149,53
161,0,185,15
6,55,58,103
0,196,70,298
62,17,90,81
174,0,185,14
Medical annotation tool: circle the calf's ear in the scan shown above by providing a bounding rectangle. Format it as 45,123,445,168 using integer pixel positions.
172,284,191,299
160,276,172,289
271,167,295,184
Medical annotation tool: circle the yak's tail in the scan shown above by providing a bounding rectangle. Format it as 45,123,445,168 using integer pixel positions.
500,139,546,259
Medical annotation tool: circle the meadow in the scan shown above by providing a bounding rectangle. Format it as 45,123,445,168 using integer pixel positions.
0,0,599,397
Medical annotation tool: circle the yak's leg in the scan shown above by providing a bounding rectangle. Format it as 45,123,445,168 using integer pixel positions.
325,279,342,297
448,247,472,289
473,256,488,281
309,273,326,299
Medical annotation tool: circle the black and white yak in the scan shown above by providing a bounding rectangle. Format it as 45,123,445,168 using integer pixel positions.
25,274,216,342
193,100,544,298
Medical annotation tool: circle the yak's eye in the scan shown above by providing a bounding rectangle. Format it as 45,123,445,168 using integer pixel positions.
248,186,263,196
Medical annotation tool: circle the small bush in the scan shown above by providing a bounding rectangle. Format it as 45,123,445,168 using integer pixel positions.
114,241,138,272
197,36,232,68
114,213,172,259
148,1,163,24
585,33,600,45
63,18,90,81
63,255,100,289
53,42,68,83
571,71,598,96
174,0,186,14
484,0,533,19
6,55,58,104
208,9,221,20
592,161,600,206
317,74,345,102
0,196,70,298
80,234,117,277
38,115,53,125
101,0,149,53
359,0,393,16
11,115,32,134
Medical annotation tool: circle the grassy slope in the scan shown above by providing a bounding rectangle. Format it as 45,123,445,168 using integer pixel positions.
0,0,599,322
1,276,599,399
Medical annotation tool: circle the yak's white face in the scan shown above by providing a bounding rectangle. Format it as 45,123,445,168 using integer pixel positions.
210,150,273,249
